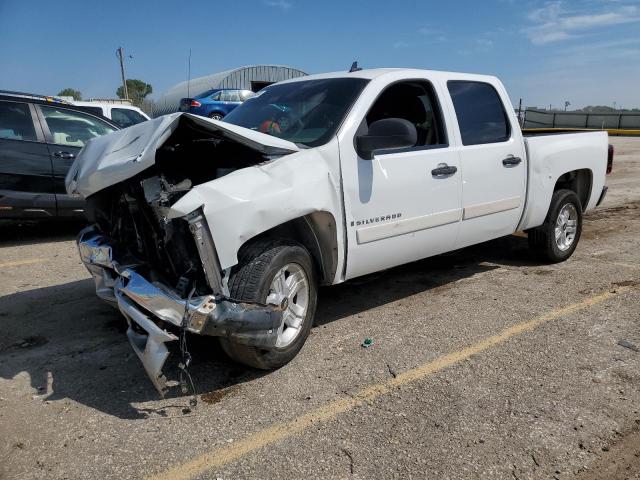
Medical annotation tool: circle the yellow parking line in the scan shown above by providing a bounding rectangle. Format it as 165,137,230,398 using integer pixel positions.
147,286,633,480
0,258,45,268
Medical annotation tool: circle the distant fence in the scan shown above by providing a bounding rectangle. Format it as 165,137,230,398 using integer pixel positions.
523,109,640,131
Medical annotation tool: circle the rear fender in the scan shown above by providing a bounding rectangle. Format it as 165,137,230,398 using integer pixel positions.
518,132,607,231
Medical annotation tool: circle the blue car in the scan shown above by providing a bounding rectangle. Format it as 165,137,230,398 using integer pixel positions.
179,88,255,120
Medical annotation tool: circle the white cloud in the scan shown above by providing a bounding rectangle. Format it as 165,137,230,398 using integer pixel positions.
418,26,436,36
532,30,573,45
393,41,411,49
458,37,494,56
557,37,640,56
476,38,494,50
417,26,447,43
263,0,292,11
526,2,640,45
393,26,446,49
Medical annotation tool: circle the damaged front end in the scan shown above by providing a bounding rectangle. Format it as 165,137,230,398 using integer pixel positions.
79,218,285,396
73,114,298,395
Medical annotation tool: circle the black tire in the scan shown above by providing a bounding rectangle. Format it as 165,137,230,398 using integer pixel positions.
209,112,224,120
219,238,318,369
528,189,583,263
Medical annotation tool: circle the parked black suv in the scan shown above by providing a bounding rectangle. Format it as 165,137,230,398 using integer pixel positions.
0,91,119,219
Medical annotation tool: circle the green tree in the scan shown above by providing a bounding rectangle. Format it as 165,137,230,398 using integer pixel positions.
116,79,152,106
57,88,82,100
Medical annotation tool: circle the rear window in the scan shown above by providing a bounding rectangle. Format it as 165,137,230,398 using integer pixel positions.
111,108,147,128
240,90,255,101
0,101,37,141
79,106,103,117
221,90,241,102
447,81,510,145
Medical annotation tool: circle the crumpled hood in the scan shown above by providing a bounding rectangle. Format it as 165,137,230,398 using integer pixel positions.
65,112,300,198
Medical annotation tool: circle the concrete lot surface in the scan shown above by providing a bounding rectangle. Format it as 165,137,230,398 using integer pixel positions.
1,137,639,479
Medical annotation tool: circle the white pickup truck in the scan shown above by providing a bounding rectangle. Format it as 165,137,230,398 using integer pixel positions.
66,68,612,394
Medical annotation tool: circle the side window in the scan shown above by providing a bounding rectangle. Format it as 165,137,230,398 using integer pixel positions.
81,106,103,117
210,91,222,101
221,90,241,102
40,106,116,147
447,81,510,145
365,81,447,147
111,108,146,128
240,90,255,101
0,101,37,141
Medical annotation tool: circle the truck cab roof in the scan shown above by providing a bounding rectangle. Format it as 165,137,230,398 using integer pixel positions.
277,68,500,84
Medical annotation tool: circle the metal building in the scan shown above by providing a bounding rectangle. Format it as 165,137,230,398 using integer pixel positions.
154,64,307,116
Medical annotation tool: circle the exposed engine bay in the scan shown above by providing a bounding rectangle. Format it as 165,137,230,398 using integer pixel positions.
85,116,278,298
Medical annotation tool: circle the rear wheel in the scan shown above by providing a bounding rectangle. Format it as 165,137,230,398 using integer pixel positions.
528,189,582,263
219,238,317,369
209,112,224,120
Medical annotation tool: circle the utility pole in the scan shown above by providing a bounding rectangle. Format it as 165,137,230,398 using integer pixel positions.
564,101,570,111
187,48,192,99
116,47,129,100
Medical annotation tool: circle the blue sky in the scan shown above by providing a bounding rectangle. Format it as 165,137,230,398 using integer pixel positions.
1,0,638,109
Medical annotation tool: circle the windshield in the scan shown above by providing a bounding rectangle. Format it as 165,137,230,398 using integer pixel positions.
222,78,369,147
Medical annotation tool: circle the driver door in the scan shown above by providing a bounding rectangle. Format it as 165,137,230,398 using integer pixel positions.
339,79,463,280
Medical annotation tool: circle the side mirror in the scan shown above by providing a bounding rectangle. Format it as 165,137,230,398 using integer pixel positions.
356,118,417,160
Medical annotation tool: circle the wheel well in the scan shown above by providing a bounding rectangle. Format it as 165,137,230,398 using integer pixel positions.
554,169,592,211
238,212,338,286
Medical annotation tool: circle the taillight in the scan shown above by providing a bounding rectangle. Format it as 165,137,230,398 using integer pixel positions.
190,100,201,107
607,144,614,174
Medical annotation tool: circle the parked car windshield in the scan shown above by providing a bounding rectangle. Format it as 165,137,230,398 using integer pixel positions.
223,78,369,147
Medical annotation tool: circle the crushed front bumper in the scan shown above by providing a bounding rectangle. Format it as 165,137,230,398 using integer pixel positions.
77,227,284,395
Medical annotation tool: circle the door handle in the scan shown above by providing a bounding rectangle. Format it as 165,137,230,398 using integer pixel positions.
53,151,75,160
502,156,522,166
431,164,457,177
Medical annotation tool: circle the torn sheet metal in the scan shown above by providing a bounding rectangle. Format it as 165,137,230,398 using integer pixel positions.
65,113,300,199
167,142,345,271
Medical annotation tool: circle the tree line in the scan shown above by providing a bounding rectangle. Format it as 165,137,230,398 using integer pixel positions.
57,79,152,107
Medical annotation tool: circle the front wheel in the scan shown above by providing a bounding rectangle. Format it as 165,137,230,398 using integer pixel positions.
528,189,583,263
219,238,317,369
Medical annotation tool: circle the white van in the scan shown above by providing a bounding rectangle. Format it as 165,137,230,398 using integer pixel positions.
72,102,150,128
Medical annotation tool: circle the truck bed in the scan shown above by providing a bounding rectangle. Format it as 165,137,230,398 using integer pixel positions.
518,130,609,231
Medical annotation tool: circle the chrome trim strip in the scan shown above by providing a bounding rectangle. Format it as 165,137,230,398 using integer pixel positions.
463,196,521,220
116,269,214,329
356,208,462,244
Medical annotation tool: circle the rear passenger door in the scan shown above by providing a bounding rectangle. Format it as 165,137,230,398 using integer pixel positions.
36,105,116,217
0,100,56,217
446,80,527,248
